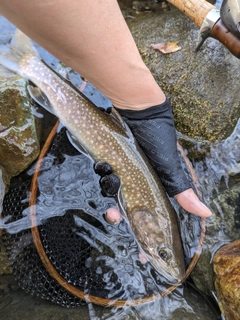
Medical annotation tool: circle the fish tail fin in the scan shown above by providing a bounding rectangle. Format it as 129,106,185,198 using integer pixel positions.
0,29,40,75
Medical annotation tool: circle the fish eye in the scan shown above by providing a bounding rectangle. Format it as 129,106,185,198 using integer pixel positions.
158,248,170,261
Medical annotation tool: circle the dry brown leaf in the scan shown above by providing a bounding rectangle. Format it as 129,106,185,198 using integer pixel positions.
151,42,182,54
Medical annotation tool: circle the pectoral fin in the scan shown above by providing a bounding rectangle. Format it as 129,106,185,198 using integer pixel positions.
115,188,128,219
66,130,92,160
110,108,135,141
27,85,55,115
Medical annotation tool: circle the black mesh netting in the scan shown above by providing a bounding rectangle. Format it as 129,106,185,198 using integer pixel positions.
1,125,202,307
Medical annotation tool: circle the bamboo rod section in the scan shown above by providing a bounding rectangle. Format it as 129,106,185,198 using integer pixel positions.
167,0,215,28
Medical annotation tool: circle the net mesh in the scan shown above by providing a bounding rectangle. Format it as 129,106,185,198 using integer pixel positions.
1,126,202,307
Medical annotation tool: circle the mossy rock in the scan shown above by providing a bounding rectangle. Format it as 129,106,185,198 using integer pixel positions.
0,67,40,189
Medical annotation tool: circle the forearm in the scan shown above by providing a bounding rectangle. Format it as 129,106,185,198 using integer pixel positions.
0,0,212,218
0,0,165,109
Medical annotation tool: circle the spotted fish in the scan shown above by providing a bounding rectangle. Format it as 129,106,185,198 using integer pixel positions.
0,30,185,283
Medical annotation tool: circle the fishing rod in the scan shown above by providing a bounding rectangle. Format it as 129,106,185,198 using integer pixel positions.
167,0,240,58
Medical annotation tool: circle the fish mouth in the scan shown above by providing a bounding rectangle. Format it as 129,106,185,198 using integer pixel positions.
146,254,185,284
156,266,183,284
160,268,183,284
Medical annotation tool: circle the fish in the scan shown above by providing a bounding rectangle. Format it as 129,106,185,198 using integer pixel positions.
0,30,185,283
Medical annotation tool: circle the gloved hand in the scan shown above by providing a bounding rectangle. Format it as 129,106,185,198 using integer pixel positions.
96,99,212,220
115,97,191,198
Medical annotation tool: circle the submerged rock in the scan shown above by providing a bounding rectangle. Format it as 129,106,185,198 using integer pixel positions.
213,239,240,320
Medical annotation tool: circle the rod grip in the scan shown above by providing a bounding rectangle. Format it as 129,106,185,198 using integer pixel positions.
211,19,240,59
167,0,214,28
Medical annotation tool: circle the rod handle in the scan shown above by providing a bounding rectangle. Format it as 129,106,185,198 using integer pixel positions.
211,19,240,59
167,0,214,28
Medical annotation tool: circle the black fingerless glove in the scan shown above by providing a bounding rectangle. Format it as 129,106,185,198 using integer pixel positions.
115,98,191,197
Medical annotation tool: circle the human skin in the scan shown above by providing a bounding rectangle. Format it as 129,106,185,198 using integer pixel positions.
0,0,212,219
0,0,166,110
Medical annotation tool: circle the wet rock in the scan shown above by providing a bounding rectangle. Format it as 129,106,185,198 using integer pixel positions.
0,19,40,275
190,183,240,294
180,121,240,295
0,69,40,273
127,7,240,142
119,0,169,19
131,0,170,12
213,239,240,320
0,67,40,183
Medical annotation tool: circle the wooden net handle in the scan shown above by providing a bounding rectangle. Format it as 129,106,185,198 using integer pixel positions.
211,19,240,58
30,125,205,307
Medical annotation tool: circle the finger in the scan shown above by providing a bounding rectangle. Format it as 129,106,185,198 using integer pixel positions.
105,207,122,225
138,251,148,264
174,188,212,218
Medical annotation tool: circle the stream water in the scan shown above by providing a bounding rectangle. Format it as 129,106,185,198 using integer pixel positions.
0,273,220,320
0,7,237,319
0,69,222,320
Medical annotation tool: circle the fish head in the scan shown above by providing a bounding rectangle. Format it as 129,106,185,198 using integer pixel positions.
130,209,185,283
